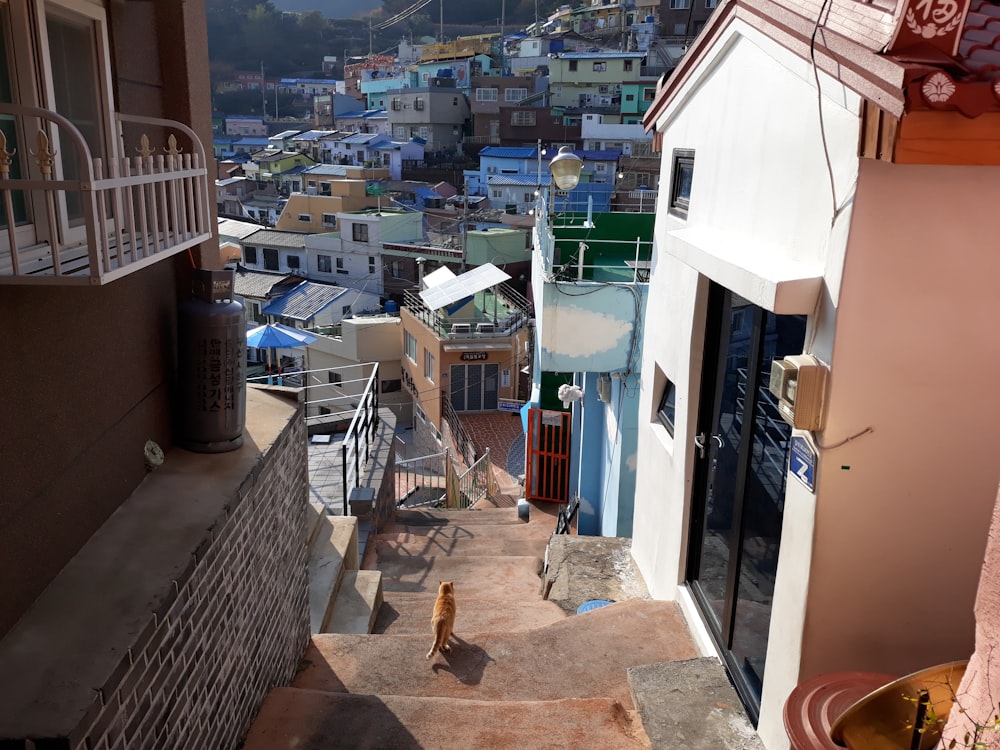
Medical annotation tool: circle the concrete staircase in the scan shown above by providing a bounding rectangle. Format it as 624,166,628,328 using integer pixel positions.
243,503,699,749
306,502,383,635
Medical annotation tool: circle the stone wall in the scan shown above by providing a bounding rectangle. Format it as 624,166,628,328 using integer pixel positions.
0,390,309,750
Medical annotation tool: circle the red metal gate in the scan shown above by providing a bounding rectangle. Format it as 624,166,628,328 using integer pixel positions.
525,408,571,503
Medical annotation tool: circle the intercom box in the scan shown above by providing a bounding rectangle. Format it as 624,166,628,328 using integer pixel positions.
769,354,827,431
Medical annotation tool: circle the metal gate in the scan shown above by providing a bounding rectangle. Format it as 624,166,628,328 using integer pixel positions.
525,408,571,503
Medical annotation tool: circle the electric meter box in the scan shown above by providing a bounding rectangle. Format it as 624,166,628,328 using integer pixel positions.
769,354,827,431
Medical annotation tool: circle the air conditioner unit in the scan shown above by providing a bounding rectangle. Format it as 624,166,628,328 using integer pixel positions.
769,354,828,431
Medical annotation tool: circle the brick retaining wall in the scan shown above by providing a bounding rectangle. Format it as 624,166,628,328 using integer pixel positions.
0,390,309,750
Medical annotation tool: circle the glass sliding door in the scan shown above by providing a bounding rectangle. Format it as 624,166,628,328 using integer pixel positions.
687,281,806,720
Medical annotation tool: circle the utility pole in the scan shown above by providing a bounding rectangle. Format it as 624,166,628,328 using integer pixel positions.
461,176,469,272
440,0,444,42
260,60,266,117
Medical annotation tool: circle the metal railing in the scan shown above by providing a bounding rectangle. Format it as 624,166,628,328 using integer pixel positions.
403,282,531,340
446,448,496,509
442,392,478,466
395,449,449,507
339,364,380,513
0,105,212,285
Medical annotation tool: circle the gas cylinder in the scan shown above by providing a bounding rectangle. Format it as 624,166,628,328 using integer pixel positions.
177,269,246,452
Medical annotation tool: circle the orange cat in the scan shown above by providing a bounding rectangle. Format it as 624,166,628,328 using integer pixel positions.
426,580,456,659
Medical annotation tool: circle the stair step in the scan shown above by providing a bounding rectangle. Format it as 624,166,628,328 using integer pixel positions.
294,600,698,706
241,688,650,750
374,534,548,559
377,554,542,596
393,507,525,526
374,592,566,634
308,515,359,633
326,570,383,634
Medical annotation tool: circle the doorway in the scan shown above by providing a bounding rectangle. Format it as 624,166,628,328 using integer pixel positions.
687,281,806,721
450,363,499,412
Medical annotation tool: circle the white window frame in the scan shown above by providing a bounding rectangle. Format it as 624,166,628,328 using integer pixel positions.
404,331,417,362
504,87,527,102
476,87,498,102
424,348,434,382
2,0,118,248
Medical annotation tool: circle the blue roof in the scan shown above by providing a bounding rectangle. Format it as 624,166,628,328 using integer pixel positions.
413,187,442,199
340,132,386,145
480,146,537,159
578,149,622,161
262,281,348,321
488,174,550,186
558,51,645,59
291,130,333,142
235,137,270,146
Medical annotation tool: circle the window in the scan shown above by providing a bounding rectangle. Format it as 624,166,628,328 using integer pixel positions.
335,256,348,274
297,213,311,222
382,379,401,393
414,98,425,110
287,254,300,269
643,87,656,102
476,87,498,102
669,149,695,218
391,98,401,110
404,331,417,362
599,85,609,94
657,379,677,436
368,256,376,274
504,88,527,102
487,166,497,174
492,189,502,199
706,0,718,7
452,97,458,106
322,213,336,227
511,111,536,127
0,0,113,241
317,254,331,272
624,60,633,72
342,304,351,315
593,62,607,72
394,126,405,138
263,248,279,271
673,22,687,33
568,60,578,71
523,192,533,202
418,126,429,139
424,349,434,382
352,223,369,242
501,369,511,388
329,372,343,386
670,0,690,7
626,93,635,102
595,163,607,173
244,246,258,264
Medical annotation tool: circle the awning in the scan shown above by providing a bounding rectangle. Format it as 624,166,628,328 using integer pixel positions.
666,226,823,315
443,342,512,352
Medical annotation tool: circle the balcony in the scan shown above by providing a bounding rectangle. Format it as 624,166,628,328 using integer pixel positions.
403,284,531,340
531,205,653,373
0,105,213,286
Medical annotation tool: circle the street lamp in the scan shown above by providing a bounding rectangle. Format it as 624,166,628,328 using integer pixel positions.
548,145,584,191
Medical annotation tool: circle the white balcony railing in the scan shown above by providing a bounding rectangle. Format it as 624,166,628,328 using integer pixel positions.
0,105,213,286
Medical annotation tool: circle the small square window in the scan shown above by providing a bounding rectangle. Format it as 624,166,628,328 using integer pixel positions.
244,246,258,264
569,60,578,72
329,372,343,386
297,213,311,222
657,379,677,436
317,254,332,272
342,304,351,315
624,60,633,72
593,62,606,72
669,149,695,219
287,255,301,269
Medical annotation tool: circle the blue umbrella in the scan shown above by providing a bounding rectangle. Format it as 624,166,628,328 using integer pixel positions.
246,323,317,349
247,323,317,384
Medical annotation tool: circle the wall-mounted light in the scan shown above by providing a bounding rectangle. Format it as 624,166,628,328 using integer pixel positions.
549,146,584,191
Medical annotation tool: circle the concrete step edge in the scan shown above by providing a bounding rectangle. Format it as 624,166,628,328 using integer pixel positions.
308,515,359,633
326,570,384,635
